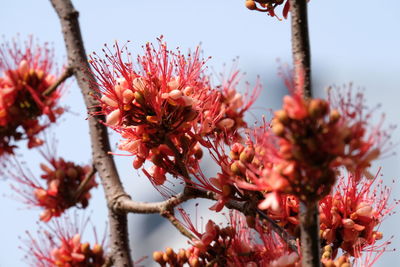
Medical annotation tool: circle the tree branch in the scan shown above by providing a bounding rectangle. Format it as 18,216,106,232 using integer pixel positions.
43,67,73,97
289,0,320,266
290,0,312,98
256,209,298,252
49,0,133,266
161,209,196,240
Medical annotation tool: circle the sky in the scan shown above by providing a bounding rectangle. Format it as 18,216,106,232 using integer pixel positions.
1,0,400,266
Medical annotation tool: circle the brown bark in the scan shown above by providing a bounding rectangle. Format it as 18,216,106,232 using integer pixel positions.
49,0,133,265
290,0,312,98
289,0,321,266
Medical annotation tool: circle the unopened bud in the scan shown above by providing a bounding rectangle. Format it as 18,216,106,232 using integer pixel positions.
230,160,245,175
274,109,289,124
193,147,203,159
373,231,383,240
245,0,257,10
272,121,285,136
177,249,187,262
80,242,90,253
134,91,145,105
189,257,200,267
66,167,78,179
329,109,341,123
55,169,65,180
308,98,328,118
153,251,164,263
322,251,331,259
239,146,255,163
92,244,103,255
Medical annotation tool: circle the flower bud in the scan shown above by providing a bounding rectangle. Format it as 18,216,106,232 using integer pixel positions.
308,98,328,118
239,146,255,163
245,0,257,10
153,251,164,263
92,244,103,255
80,242,90,253
134,91,145,105
329,109,341,123
66,167,78,179
272,121,285,136
274,109,289,124
230,160,246,175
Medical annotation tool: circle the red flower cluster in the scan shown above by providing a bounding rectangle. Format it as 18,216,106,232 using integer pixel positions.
226,86,388,206
11,152,96,222
153,210,299,267
245,0,291,19
23,214,106,267
255,172,395,265
0,37,64,155
319,173,394,258
89,38,257,187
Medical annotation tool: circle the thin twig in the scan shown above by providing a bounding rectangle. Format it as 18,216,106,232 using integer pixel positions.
43,67,73,96
74,166,96,201
256,208,298,252
161,209,196,240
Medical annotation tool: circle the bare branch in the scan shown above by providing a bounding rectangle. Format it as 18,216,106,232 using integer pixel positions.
256,209,298,252
289,0,320,266
74,165,96,202
290,0,312,98
43,67,73,97
161,209,196,240
49,0,132,265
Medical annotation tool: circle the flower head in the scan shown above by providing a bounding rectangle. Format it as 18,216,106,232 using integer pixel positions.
319,171,395,258
245,0,291,19
22,213,106,267
0,36,64,155
153,209,299,267
89,37,258,188
10,146,96,222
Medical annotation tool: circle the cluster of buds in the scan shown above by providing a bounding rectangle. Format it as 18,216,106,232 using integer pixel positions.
245,0,290,19
49,234,105,267
320,246,351,267
153,211,299,267
211,69,260,143
0,38,64,155
24,215,106,267
319,173,394,257
89,38,256,187
11,153,96,222
263,88,385,202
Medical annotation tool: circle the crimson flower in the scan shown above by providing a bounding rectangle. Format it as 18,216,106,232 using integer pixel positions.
89,37,258,188
0,37,64,155
245,0,291,19
153,209,299,267
22,213,106,267
10,149,96,222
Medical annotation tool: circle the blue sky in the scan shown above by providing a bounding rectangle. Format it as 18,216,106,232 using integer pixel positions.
1,0,400,266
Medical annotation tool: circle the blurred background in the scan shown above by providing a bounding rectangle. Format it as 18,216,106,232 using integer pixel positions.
1,0,399,266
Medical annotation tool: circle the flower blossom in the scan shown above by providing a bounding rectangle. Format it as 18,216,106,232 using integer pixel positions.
23,213,106,267
153,210,299,267
245,0,291,19
89,37,258,188
319,172,395,259
0,37,64,156
10,148,96,222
